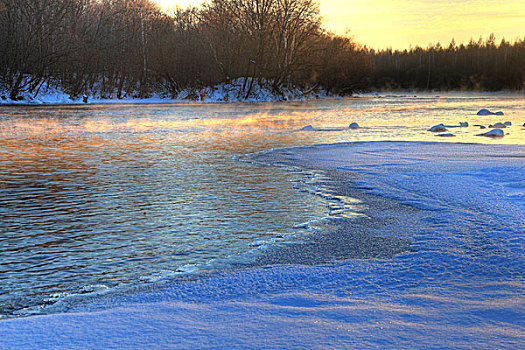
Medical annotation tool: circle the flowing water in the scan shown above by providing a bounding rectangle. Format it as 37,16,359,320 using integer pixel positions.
0,92,523,317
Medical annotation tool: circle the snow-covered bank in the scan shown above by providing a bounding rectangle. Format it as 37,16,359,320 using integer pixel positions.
1,141,524,349
0,79,333,105
2,82,523,106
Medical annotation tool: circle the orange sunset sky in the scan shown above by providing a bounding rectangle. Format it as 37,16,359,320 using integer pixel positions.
152,0,525,50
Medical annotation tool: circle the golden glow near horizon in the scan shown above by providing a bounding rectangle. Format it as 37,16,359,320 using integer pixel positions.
154,0,525,50
153,0,203,11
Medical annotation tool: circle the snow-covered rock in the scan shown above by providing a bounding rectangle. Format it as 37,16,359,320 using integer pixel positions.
489,123,507,129
477,109,504,116
476,129,504,137
477,109,491,115
428,124,447,132
300,125,349,132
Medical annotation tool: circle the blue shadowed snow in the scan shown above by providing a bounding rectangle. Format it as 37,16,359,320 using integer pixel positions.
1,141,524,349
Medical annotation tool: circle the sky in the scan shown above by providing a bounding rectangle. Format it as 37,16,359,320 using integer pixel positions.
153,0,525,50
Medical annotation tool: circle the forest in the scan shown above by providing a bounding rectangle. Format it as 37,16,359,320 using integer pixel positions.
0,0,523,101
371,34,525,91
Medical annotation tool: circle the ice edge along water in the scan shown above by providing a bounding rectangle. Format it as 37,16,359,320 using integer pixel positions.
1,141,524,349
5,157,362,318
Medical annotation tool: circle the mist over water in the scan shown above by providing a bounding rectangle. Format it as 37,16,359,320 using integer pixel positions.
0,93,523,316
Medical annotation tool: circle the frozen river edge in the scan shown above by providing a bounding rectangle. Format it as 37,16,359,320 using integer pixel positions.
1,141,524,349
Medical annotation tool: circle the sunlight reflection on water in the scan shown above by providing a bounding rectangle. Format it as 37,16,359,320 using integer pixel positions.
0,93,523,316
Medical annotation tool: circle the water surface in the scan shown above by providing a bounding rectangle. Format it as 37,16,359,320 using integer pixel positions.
1,93,523,316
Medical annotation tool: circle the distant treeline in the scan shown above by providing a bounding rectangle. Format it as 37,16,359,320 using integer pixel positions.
0,0,523,101
371,35,525,91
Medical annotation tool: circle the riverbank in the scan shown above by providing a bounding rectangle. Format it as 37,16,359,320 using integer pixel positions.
1,80,523,106
0,79,335,106
1,141,524,349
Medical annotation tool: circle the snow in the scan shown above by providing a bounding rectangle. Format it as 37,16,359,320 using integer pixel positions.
300,125,357,132
1,141,524,349
0,78,331,105
477,108,504,116
428,123,447,132
477,128,505,137
490,122,507,128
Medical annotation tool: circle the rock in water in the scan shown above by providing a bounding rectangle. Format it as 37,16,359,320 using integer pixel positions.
349,122,360,129
428,124,447,132
302,125,314,130
435,133,455,137
477,109,491,115
490,123,507,129
477,109,504,116
504,121,512,126
459,122,468,127
476,129,504,138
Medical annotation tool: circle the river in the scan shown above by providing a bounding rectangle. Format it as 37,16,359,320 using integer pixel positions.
0,92,523,317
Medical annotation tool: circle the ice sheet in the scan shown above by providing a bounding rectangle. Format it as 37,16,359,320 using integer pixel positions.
1,141,524,349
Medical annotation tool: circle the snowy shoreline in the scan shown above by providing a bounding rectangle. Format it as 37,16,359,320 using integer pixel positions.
1,141,524,349
1,84,523,106
0,80,338,106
